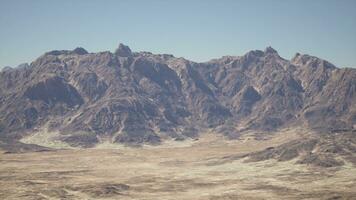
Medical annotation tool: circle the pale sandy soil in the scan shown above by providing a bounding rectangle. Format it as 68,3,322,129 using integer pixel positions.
1,129,356,200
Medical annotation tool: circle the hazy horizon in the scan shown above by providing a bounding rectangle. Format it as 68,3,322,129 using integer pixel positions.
1,0,356,68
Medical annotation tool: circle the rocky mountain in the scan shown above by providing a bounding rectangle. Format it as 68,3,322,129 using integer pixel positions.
0,43,355,148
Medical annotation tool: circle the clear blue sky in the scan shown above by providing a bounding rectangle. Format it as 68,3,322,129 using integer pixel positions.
0,0,356,68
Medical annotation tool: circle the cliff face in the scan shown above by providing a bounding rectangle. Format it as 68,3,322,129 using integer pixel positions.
0,44,355,147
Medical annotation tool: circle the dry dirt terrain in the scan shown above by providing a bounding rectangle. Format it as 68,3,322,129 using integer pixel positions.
1,129,356,200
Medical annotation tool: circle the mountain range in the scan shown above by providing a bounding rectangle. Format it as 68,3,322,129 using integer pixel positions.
0,43,355,150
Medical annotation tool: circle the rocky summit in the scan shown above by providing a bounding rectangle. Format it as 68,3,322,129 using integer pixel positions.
0,44,355,148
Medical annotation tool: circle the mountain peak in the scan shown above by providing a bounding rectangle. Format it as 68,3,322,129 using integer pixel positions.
115,43,132,57
1,66,12,72
43,48,88,56
264,46,278,54
73,47,88,55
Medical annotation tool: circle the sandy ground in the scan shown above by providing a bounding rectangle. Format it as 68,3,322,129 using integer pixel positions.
1,129,356,200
